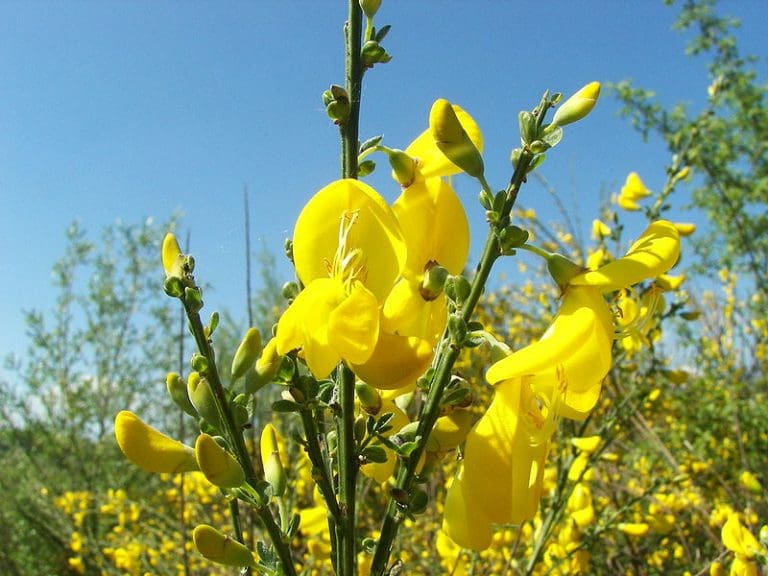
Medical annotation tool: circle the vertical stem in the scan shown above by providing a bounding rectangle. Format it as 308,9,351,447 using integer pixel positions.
341,0,363,180
336,2,363,574
335,363,359,575
179,231,191,576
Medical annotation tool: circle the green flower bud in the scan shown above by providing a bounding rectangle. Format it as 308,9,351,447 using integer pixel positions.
195,433,245,488
518,110,537,145
192,524,256,568
166,372,198,418
419,263,448,301
361,40,392,68
551,81,601,127
359,0,381,19
355,381,382,414
430,99,484,178
260,424,287,497
187,374,222,430
246,338,283,393
231,328,262,381
388,149,418,187
448,313,467,347
183,286,203,313
546,252,585,289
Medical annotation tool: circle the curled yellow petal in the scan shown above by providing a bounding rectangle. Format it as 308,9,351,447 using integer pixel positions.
260,423,287,497
115,410,198,474
722,514,762,558
327,280,380,365
570,220,680,292
195,433,245,488
618,522,650,537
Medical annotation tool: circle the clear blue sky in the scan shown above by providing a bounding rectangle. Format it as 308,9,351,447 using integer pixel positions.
2,1,766,370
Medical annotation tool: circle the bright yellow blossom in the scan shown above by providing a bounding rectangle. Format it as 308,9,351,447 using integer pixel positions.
276,179,406,378
115,410,199,474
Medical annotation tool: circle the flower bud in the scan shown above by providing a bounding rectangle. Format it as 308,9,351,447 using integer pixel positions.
426,410,474,452
551,81,601,127
166,372,198,418
231,328,262,381
430,99,484,178
114,411,198,474
260,423,287,497
355,381,382,414
419,263,448,301
195,433,245,488
388,149,418,187
246,338,283,393
546,253,584,290
162,233,184,278
360,0,381,19
192,524,256,568
188,374,223,430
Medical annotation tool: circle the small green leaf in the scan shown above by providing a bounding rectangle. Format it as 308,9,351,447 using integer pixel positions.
271,399,301,413
359,135,383,153
362,445,388,464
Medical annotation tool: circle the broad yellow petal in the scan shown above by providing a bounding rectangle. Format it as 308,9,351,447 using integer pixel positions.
328,281,380,365
393,177,469,277
382,278,447,344
442,469,494,551
353,332,433,390
292,179,405,300
115,411,198,474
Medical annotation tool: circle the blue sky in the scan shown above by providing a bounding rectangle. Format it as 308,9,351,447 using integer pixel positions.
1,1,766,369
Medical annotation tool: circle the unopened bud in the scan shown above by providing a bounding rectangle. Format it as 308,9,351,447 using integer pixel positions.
162,233,184,278
551,81,600,127
546,253,585,289
188,374,223,430
231,328,262,381
192,524,256,568
388,149,418,187
430,99,484,178
355,381,382,414
360,0,381,19
246,338,283,393
115,410,198,474
419,263,448,301
260,423,287,497
166,372,198,418
195,433,245,488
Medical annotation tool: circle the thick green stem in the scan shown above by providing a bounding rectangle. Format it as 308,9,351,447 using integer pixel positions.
335,363,359,575
341,0,363,180
182,302,298,576
370,150,536,575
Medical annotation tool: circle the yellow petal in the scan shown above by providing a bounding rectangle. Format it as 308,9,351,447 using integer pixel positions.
382,278,447,344
292,179,405,301
328,280,380,365
570,220,680,292
161,233,184,278
115,411,199,474
486,287,612,392
429,99,484,178
353,332,433,390
276,278,344,378
621,172,652,200
393,177,469,277
674,222,696,237
443,469,494,551
405,104,483,180
722,514,762,558
551,81,601,127
192,524,256,567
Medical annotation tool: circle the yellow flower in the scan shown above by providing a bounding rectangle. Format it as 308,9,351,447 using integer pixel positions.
193,524,256,568
444,221,681,550
616,172,652,211
114,411,199,474
161,232,184,278
618,522,650,537
739,470,762,493
428,99,484,178
195,433,245,489
722,514,763,559
277,179,406,378
591,219,611,240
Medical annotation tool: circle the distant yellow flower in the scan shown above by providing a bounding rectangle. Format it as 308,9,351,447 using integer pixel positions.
722,514,763,559
739,471,762,493
618,522,650,537
591,219,611,240
616,172,652,211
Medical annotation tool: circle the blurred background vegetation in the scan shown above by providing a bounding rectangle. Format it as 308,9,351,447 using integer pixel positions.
1,0,766,574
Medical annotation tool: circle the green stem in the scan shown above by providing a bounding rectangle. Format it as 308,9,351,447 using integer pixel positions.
335,363,359,575
182,302,298,576
341,0,363,180
333,2,364,573
370,148,536,575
